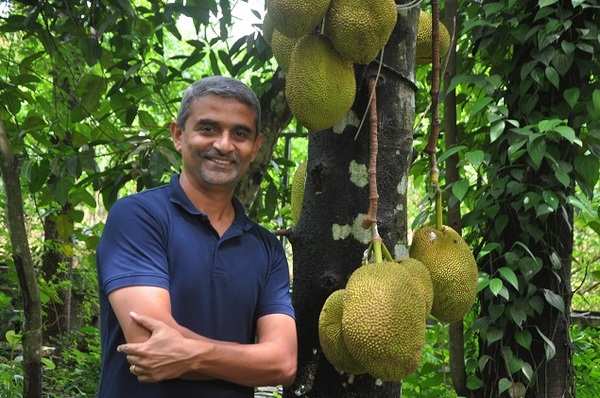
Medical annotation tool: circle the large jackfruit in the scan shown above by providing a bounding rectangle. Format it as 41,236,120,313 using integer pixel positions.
271,30,298,72
285,34,356,132
416,11,451,65
318,290,367,374
290,161,307,224
342,262,427,381
325,0,397,64
409,225,478,323
269,0,331,38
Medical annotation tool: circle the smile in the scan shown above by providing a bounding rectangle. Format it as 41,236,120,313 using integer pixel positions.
207,158,235,167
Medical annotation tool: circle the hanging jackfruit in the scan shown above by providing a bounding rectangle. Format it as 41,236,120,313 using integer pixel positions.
325,0,398,64
271,30,298,72
290,161,307,224
416,10,451,65
341,261,428,381
409,225,478,323
319,289,367,374
285,34,356,132
269,0,331,38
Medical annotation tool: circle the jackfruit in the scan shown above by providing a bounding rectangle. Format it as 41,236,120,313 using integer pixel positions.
318,289,367,374
409,225,478,323
271,30,298,72
342,262,427,381
416,11,451,65
290,161,307,224
325,0,397,64
400,258,434,315
269,0,331,38
285,34,356,132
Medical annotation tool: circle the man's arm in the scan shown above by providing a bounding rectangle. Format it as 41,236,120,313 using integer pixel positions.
118,312,297,387
109,286,236,345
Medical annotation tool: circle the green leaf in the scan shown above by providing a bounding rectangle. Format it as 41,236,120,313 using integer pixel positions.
516,329,532,349
438,145,467,163
467,375,484,390
486,327,503,344
553,125,581,145
563,87,580,108
543,289,565,313
42,357,56,370
479,242,501,258
535,327,556,360
490,121,505,142
471,96,494,115
465,150,485,168
509,306,527,327
554,167,570,187
452,179,469,201
522,362,534,381
478,355,492,372
545,66,559,89
574,154,599,191
537,119,562,132
543,191,559,210
489,278,503,296
593,89,600,113
539,0,558,6
498,267,519,290
527,138,546,169
498,378,512,394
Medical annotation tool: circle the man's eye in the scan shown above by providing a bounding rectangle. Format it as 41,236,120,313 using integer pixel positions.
234,130,250,139
198,125,215,133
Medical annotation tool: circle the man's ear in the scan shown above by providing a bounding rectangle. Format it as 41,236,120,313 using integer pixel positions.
170,122,183,152
251,133,264,162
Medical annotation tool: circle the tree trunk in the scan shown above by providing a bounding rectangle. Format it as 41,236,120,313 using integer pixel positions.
237,72,291,208
443,1,469,396
0,120,42,398
284,7,418,397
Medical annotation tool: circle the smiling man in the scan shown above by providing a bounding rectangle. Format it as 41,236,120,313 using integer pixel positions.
96,76,297,397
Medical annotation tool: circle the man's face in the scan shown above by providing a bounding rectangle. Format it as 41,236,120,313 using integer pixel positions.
171,95,263,188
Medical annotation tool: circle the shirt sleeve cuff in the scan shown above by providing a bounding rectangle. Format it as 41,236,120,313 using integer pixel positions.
103,273,169,295
256,304,296,320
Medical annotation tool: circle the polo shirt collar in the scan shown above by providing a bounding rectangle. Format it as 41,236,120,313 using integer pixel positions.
168,174,253,232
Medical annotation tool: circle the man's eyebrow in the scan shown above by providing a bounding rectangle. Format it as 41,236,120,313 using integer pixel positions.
193,118,218,126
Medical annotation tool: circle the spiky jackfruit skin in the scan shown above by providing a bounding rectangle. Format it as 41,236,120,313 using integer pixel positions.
271,30,297,72
318,290,367,374
285,35,356,132
399,258,434,315
290,161,307,223
342,262,427,381
325,0,397,64
269,0,331,38
416,11,451,65
262,12,275,46
409,225,478,323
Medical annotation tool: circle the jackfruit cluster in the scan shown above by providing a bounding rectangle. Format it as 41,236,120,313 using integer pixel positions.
318,259,433,381
410,225,478,323
416,10,450,65
262,0,398,132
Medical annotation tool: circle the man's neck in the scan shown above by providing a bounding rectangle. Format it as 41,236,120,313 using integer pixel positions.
179,172,235,226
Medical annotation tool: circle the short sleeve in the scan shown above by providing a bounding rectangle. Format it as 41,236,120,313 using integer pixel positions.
256,238,295,320
97,196,169,295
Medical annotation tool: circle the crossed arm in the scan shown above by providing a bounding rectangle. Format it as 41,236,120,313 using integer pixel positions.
109,286,297,386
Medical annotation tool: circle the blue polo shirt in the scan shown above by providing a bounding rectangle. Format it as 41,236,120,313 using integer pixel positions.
96,175,295,398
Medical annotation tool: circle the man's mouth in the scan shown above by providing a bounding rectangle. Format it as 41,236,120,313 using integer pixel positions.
206,157,236,167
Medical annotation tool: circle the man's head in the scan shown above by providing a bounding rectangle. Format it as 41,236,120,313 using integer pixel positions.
171,77,264,190
176,76,261,133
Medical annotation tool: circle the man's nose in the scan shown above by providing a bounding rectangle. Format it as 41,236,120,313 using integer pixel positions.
213,131,235,154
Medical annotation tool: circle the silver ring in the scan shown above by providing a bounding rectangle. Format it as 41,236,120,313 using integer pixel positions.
129,364,136,375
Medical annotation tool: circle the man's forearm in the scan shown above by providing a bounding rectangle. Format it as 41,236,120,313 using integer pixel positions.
182,338,296,387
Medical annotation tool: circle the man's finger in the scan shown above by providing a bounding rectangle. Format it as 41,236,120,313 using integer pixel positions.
117,343,143,354
129,311,165,332
126,354,143,364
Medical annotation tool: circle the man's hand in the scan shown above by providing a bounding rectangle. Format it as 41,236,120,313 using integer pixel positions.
117,312,209,383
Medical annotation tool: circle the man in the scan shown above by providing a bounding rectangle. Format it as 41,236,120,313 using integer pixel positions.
96,76,297,397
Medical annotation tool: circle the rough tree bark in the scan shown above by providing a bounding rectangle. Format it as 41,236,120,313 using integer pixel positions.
284,6,418,397
0,120,42,398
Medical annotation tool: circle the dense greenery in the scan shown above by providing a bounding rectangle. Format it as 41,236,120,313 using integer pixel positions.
1,0,599,397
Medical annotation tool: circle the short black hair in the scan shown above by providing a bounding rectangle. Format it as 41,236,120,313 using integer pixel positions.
176,76,261,133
